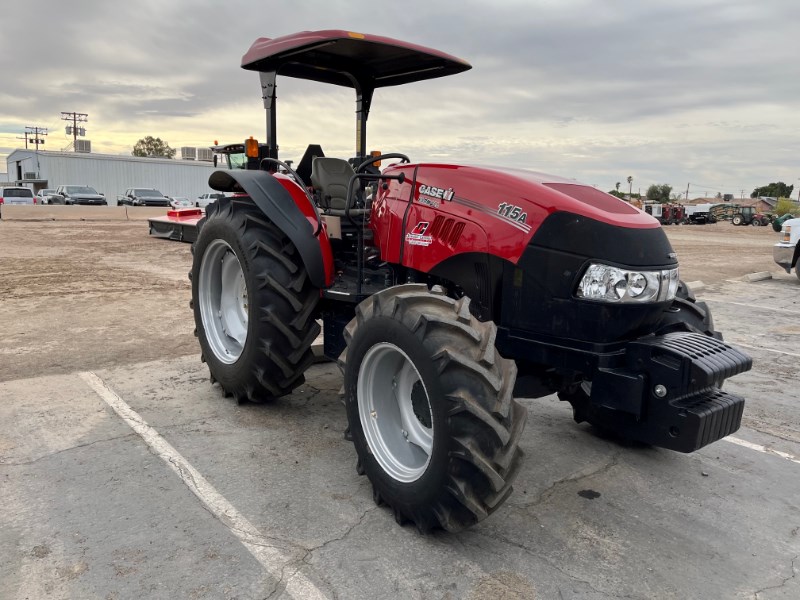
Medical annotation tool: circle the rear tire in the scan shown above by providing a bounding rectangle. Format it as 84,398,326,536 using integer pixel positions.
732,215,743,226
341,284,526,532
191,198,320,402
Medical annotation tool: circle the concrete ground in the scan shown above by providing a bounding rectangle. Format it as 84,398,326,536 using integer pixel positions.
1,219,799,599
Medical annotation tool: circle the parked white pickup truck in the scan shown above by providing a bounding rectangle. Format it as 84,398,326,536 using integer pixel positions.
774,217,800,280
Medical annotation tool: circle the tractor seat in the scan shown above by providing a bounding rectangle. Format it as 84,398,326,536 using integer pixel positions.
311,157,356,211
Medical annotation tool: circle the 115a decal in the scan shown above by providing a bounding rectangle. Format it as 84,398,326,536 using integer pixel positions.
498,202,528,223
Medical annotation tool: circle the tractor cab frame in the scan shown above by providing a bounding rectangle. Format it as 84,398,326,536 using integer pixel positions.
240,30,471,165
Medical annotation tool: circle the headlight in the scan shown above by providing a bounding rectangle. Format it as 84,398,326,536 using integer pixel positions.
576,263,679,303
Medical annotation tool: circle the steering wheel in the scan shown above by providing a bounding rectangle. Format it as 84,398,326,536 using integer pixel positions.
354,153,410,173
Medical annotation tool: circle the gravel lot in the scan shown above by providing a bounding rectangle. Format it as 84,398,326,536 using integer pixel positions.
0,219,780,383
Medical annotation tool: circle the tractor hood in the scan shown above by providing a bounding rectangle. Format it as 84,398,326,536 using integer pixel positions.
369,162,679,345
378,162,671,271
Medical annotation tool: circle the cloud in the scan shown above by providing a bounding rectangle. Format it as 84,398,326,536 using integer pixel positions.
1,0,798,194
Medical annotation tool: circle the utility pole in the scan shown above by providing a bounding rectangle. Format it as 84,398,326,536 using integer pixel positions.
16,131,29,149
61,111,88,150
685,183,690,201
740,189,745,200
25,126,48,151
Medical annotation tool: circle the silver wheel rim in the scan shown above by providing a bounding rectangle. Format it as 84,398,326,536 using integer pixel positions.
198,239,248,364
357,342,433,483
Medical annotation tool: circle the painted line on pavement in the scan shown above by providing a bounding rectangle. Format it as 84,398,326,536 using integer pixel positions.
725,436,800,466
704,298,800,316
79,371,328,600
727,341,800,359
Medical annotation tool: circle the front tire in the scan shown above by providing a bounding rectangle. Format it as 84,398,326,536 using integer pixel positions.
191,198,320,402
341,285,527,532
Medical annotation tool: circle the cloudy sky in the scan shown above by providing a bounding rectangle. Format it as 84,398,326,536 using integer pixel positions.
1,0,798,198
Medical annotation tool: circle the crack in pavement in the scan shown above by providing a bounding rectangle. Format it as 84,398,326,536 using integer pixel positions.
753,555,798,599
471,528,618,598
515,451,621,510
263,506,377,600
743,423,800,446
164,455,308,556
0,433,138,466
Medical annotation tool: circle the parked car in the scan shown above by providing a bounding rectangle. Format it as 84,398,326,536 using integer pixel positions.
118,188,170,207
51,185,107,205
196,192,225,209
0,186,35,205
168,196,194,209
35,189,56,204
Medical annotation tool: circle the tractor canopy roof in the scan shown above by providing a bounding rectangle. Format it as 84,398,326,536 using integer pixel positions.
241,29,471,88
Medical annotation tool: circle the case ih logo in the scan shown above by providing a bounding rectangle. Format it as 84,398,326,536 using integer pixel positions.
405,221,433,247
418,185,454,202
411,221,429,235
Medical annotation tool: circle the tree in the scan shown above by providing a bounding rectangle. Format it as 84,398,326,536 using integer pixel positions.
132,136,176,158
615,181,621,192
751,182,794,199
645,183,673,203
627,176,633,196
775,198,799,216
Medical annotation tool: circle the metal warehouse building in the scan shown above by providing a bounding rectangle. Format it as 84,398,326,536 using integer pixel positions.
5,150,218,204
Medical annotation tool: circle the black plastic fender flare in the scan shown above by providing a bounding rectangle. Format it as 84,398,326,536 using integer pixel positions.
208,169,326,288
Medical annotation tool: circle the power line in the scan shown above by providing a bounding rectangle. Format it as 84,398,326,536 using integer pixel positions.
61,112,88,151
25,126,48,151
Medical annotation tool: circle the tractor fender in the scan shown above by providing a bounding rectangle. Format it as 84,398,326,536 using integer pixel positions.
208,169,328,288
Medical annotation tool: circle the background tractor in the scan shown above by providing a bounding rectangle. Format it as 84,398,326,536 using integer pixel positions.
643,202,685,225
732,206,770,226
190,30,752,532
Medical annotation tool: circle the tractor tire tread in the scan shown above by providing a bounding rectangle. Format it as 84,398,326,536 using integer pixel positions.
192,197,319,402
342,284,526,532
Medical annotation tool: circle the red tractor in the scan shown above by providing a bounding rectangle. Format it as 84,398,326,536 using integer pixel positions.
644,202,685,225
732,206,771,226
190,30,751,532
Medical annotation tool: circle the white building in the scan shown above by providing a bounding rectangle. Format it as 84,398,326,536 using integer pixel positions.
5,149,218,204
